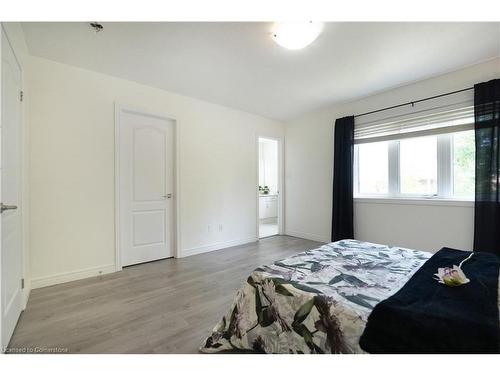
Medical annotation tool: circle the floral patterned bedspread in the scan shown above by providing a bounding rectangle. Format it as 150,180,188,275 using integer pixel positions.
200,239,431,354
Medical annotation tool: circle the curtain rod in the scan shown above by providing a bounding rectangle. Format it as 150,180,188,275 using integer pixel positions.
354,87,474,119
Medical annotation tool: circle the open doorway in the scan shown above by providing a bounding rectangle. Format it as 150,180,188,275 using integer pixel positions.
258,137,281,238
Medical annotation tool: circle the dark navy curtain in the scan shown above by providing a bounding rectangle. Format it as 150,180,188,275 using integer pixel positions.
474,79,500,255
332,116,354,242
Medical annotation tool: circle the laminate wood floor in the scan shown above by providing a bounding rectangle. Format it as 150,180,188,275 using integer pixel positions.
8,235,322,354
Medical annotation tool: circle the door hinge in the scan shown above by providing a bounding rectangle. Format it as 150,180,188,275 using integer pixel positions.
21,278,24,289
20,90,24,102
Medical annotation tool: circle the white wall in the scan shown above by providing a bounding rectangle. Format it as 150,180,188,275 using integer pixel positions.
285,58,500,251
26,56,284,288
354,200,474,252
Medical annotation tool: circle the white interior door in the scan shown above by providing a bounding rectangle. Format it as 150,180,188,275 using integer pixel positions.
1,29,23,348
119,109,175,267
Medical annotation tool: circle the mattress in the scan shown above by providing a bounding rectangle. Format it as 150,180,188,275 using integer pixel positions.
200,239,432,353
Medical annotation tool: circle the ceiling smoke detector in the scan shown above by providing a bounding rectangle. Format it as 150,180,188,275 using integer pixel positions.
89,22,104,33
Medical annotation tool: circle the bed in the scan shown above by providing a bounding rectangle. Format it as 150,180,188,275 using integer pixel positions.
200,239,433,354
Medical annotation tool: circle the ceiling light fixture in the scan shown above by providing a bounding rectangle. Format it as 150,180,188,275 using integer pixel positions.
271,22,323,50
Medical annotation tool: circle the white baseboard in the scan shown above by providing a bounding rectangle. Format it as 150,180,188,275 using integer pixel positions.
285,230,330,244
31,264,116,289
181,236,258,258
22,281,31,309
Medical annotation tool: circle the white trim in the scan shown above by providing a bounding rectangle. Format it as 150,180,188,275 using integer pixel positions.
437,133,452,197
256,135,285,238
278,136,285,235
354,197,474,208
114,104,181,271
388,140,400,195
255,136,259,238
285,230,330,244
114,104,121,271
353,143,359,196
31,264,116,290
180,237,258,258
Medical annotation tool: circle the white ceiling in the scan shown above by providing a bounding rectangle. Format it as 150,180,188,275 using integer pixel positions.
21,22,500,121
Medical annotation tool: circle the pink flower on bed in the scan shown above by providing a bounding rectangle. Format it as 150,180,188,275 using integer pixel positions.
434,266,470,287
433,252,473,287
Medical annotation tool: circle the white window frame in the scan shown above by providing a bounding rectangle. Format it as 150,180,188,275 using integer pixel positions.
353,130,474,204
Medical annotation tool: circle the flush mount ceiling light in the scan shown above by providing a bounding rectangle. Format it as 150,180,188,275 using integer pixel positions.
271,22,323,50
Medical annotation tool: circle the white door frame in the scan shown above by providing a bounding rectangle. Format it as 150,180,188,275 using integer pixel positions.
256,134,285,238
114,104,181,271
1,24,27,349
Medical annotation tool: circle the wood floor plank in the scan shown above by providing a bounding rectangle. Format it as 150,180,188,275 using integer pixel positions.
8,235,322,353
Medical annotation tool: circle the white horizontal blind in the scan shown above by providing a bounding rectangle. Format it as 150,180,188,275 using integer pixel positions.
354,100,474,144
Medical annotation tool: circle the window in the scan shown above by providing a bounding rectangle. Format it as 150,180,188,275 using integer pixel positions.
400,136,437,195
353,100,476,201
354,102,476,201
357,141,388,194
354,129,475,200
453,131,475,198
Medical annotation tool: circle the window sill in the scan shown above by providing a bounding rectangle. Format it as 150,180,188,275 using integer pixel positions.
354,197,474,208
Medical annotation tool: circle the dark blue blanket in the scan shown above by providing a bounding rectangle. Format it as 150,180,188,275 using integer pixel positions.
359,247,500,353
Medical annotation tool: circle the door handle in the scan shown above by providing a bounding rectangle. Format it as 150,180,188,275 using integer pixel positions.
162,194,173,199
0,203,18,213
